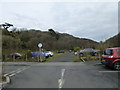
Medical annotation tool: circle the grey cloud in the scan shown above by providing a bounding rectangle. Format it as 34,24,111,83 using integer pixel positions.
1,2,118,42
48,2,118,41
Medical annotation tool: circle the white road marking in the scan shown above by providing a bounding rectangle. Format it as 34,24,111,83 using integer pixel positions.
16,70,22,74
58,79,65,89
81,58,85,62
61,69,65,78
9,73,16,77
99,71,120,73
4,67,26,76
58,69,66,89
4,70,18,76
4,66,30,77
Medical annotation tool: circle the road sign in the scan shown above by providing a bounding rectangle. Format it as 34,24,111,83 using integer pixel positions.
38,43,43,62
38,43,42,48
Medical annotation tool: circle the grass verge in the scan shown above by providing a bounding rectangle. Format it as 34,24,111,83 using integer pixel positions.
73,59,81,62
73,55,101,62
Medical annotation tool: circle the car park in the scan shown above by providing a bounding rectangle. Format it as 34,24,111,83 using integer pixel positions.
101,47,120,70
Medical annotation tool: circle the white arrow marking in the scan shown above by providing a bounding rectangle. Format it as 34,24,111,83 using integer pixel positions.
58,69,66,89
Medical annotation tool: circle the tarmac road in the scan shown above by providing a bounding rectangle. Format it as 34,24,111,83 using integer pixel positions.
2,53,120,89
49,52,76,62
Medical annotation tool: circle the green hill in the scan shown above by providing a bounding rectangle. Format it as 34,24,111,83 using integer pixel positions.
103,33,120,48
1,28,99,55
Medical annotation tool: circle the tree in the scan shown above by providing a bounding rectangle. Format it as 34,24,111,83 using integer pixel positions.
74,47,80,52
48,29,59,40
0,23,13,30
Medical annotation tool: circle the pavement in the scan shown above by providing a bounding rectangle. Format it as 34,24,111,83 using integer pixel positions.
1,53,120,89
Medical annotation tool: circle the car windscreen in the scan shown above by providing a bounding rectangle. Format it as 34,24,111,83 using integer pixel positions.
104,49,113,55
116,49,120,56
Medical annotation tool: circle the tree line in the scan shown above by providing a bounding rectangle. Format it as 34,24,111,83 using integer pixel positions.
1,27,119,60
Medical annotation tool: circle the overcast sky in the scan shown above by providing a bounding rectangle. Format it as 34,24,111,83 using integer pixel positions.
0,1,118,42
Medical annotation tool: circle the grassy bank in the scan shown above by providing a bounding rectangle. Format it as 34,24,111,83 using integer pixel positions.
73,55,101,62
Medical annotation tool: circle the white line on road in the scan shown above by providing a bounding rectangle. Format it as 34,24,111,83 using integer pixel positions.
99,71,120,73
4,66,30,77
4,67,26,76
81,58,85,62
9,73,16,77
61,69,65,78
58,69,66,89
16,70,22,74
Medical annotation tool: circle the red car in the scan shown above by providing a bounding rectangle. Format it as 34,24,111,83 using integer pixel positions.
101,47,120,70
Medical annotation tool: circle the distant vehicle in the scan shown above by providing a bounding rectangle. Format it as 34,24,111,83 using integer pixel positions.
101,47,120,70
57,50,65,53
31,52,38,57
94,50,100,56
74,52,78,55
74,51,82,56
80,48,99,56
31,52,46,58
44,53,49,58
69,50,73,52
44,51,53,57
43,51,53,58
10,53,22,59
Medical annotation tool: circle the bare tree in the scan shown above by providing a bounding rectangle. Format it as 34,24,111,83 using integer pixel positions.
48,29,59,40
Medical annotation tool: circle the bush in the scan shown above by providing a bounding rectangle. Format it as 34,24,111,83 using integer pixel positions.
74,47,80,52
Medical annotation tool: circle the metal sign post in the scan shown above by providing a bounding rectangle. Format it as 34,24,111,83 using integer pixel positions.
38,43,43,62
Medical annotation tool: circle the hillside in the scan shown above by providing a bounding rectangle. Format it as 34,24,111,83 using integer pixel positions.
103,33,120,48
1,28,99,56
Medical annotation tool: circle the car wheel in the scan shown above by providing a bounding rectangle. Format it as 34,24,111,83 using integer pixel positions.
113,62,120,70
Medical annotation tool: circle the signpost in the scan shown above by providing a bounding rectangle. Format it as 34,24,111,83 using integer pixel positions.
38,43,42,62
